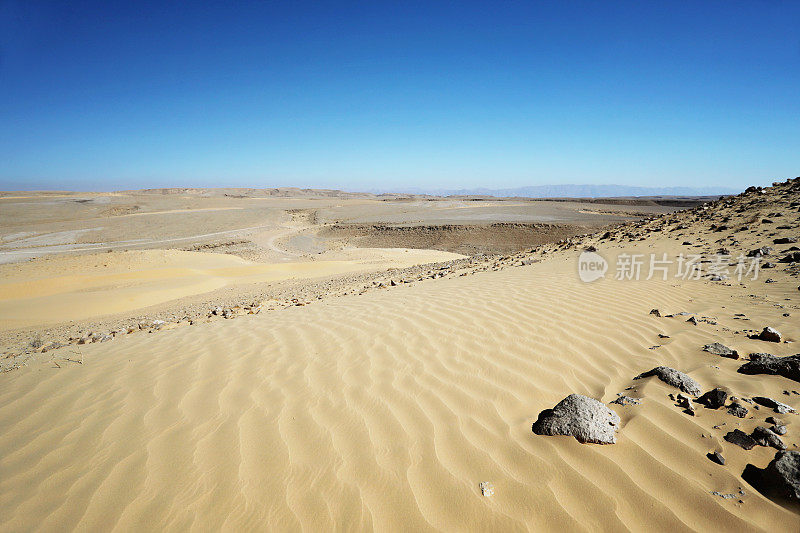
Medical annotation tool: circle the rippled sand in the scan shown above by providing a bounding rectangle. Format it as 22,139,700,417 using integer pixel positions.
2,240,798,531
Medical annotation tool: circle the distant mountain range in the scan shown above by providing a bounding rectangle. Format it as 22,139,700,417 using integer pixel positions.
380,184,740,198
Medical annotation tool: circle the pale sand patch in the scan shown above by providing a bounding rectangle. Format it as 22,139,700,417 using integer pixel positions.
0,248,463,329
0,242,797,531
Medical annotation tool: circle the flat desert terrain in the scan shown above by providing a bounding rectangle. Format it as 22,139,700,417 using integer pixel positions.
1,181,799,531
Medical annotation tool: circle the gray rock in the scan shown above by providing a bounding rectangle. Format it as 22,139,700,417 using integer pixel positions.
738,353,800,383
753,396,795,414
610,395,641,406
743,450,800,502
771,425,787,436
532,394,620,444
727,402,749,418
751,426,786,450
703,343,738,359
698,388,728,409
634,366,702,396
649,308,661,317
724,429,757,450
757,327,782,343
708,451,726,465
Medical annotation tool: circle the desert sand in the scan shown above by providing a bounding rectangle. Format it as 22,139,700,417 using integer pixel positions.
1,180,799,531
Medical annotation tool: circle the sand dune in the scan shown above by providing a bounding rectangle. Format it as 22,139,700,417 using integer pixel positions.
1,241,798,531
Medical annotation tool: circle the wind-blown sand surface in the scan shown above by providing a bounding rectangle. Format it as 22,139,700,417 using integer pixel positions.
1,180,799,531
0,248,462,329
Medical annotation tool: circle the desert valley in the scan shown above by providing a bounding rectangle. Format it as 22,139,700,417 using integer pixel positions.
1,178,799,531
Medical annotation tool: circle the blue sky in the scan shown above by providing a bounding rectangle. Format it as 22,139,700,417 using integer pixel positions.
1,1,798,191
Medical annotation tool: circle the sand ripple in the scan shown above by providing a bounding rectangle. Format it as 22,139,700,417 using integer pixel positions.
1,257,798,531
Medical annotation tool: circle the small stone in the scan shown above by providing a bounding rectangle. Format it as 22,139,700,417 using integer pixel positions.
479,481,494,497
747,246,773,257
703,343,738,359
753,396,795,414
756,327,782,343
752,426,787,450
727,402,749,418
650,309,661,317
708,451,726,465
634,366,702,396
779,251,800,263
610,395,641,406
698,388,728,409
771,425,787,436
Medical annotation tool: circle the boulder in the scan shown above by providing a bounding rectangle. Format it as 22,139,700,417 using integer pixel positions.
703,343,738,359
532,394,620,444
738,353,800,383
697,388,728,409
634,366,702,396
743,450,800,503
751,426,787,450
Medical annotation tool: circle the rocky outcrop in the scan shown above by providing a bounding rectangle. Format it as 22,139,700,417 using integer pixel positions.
532,394,620,444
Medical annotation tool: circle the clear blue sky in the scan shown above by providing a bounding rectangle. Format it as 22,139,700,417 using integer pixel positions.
1,1,798,191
